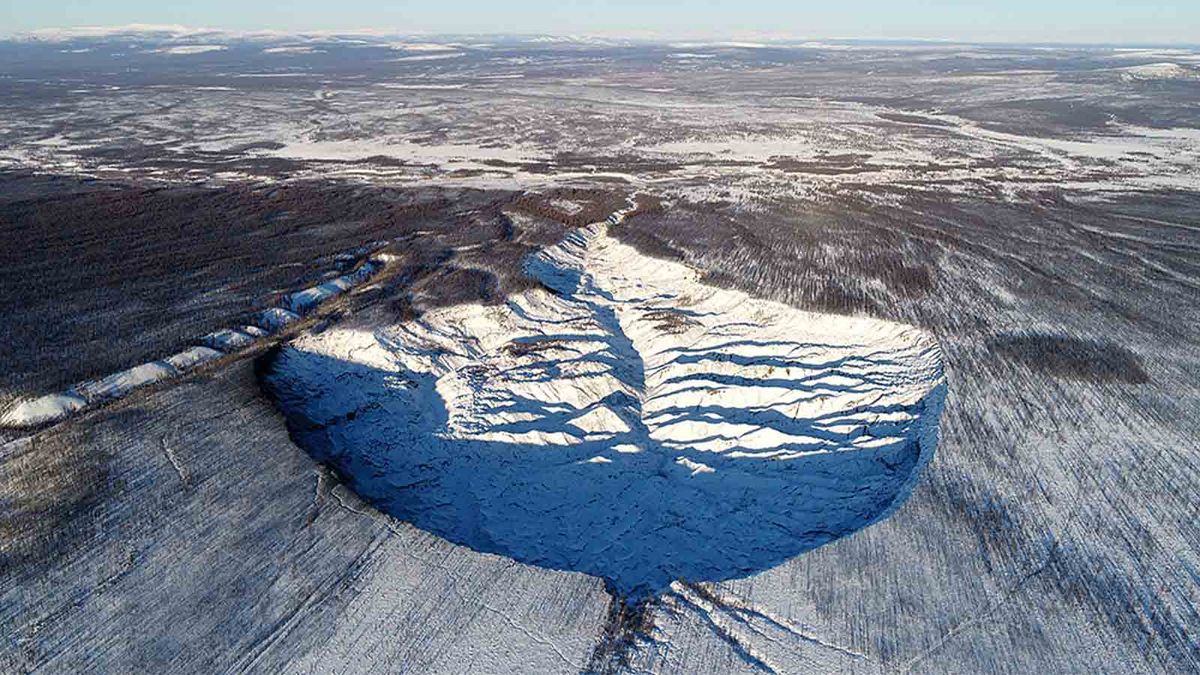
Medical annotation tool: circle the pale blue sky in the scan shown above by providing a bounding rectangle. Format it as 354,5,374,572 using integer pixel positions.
1,1,1197,45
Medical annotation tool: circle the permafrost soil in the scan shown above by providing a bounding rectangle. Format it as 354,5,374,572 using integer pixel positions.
260,223,946,598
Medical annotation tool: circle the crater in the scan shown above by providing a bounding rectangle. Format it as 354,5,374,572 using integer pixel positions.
259,225,946,598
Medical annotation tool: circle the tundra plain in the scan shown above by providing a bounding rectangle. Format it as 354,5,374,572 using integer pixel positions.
2,31,1199,674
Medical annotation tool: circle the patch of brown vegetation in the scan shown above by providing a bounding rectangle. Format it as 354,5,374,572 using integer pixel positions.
508,188,630,228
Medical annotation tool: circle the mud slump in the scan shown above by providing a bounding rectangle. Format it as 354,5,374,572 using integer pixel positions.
259,225,947,599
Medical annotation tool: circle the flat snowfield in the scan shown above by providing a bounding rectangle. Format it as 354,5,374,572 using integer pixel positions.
262,223,946,598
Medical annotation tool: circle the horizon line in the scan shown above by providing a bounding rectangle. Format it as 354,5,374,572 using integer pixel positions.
4,24,1199,50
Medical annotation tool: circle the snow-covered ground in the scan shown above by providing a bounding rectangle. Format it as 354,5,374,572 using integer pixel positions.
155,45,227,55
2,36,1199,673
1119,62,1200,81
3,38,1198,200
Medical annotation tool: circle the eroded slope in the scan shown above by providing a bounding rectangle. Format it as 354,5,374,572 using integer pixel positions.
260,223,946,598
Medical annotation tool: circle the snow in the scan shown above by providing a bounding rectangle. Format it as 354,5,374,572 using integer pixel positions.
286,261,382,314
232,73,311,78
262,221,946,598
20,23,198,41
287,281,352,314
11,61,1196,195
241,325,269,338
74,361,178,402
262,46,325,55
164,346,225,371
0,360,614,673
391,52,464,62
263,139,536,167
676,457,716,476
156,45,228,56
257,307,302,332
2,358,195,428
0,392,87,429
670,42,770,49
1120,63,1199,81
1,41,1197,672
377,83,467,90
387,43,461,52
200,329,257,353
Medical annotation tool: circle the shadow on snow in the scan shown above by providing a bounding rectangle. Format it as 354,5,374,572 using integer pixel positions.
257,344,944,600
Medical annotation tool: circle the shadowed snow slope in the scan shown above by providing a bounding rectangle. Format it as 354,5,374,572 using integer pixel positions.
260,225,946,598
